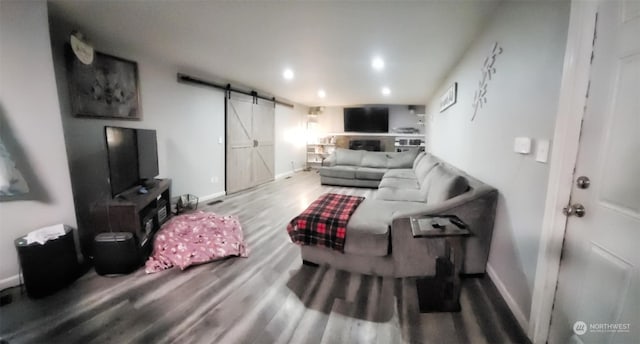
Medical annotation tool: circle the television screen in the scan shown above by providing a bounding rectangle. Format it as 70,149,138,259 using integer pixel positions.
105,126,139,197
136,129,159,180
344,107,389,133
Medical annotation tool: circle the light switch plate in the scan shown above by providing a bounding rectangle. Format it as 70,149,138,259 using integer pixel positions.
514,137,532,154
536,140,550,163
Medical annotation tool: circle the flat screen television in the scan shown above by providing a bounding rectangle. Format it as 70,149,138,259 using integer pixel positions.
136,129,159,181
343,107,389,133
105,126,159,197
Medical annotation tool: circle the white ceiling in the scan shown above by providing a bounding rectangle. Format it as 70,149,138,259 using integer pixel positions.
48,0,500,107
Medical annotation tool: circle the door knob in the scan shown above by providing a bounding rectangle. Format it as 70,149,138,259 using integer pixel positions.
563,203,586,217
576,176,590,189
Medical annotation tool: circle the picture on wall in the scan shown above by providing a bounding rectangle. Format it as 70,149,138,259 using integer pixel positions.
66,49,141,119
0,136,29,198
439,82,457,112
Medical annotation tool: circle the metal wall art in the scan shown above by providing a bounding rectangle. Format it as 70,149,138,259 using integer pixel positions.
472,42,503,121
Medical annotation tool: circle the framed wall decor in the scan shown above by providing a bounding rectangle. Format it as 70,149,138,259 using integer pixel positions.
439,82,457,112
66,48,141,119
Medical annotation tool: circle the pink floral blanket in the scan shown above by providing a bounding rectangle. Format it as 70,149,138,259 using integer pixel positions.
145,211,248,273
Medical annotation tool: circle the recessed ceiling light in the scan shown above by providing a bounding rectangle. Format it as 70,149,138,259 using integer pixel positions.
283,68,294,80
317,89,326,98
381,87,391,95
372,57,385,71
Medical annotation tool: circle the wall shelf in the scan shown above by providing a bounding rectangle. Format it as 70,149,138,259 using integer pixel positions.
327,132,424,137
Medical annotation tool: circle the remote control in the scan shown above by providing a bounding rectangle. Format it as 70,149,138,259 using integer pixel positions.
449,217,466,229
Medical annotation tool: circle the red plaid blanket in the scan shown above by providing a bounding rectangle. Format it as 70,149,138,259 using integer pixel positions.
287,193,365,252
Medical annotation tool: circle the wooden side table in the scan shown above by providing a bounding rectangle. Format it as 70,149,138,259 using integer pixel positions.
410,215,472,312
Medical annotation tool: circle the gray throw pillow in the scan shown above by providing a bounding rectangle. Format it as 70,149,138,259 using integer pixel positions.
386,150,419,168
424,165,470,203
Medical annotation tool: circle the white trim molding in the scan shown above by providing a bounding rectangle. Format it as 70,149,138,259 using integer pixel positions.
0,274,21,291
528,1,597,343
198,191,227,204
275,168,304,181
487,264,529,333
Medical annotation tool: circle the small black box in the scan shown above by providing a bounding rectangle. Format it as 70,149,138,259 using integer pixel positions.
94,232,140,275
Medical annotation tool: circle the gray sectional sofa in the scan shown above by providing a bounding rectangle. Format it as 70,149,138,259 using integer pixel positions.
319,148,420,187
304,149,498,277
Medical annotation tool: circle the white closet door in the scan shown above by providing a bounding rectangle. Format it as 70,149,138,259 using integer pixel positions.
226,93,275,194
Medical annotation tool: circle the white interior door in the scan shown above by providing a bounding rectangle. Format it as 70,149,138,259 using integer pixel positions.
226,93,275,194
548,1,640,343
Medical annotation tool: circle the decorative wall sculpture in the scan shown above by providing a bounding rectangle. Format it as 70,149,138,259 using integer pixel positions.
472,42,503,121
66,49,141,120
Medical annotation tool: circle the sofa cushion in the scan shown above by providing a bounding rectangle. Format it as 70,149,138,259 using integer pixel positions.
424,165,470,203
386,150,419,168
335,148,364,166
383,169,416,179
319,166,357,179
344,200,394,256
412,152,426,169
414,155,439,181
355,167,388,180
375,187,425,202
379,178,419,189
361,152,389,168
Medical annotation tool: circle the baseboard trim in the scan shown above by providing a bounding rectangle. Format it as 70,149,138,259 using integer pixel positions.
486,263,529,336
0,274,21,291
198,191,226,203
275,168,303,180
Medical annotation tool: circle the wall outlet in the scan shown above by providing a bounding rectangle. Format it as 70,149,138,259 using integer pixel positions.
514,137,532,154
210,176,219,183
218,136,223,144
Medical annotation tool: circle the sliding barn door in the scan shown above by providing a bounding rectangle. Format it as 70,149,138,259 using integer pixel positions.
251,99,275,186
226,93,275,194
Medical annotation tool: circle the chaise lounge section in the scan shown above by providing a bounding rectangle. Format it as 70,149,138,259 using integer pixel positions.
302,150,498,277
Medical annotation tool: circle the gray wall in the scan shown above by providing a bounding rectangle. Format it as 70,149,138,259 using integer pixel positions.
0,0,77,288
274,104,308,178
425,0,570,327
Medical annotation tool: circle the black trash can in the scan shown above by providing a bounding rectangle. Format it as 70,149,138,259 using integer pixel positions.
14,226,79,298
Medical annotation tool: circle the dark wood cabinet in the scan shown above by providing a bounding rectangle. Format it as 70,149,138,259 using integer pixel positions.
92,179,171,258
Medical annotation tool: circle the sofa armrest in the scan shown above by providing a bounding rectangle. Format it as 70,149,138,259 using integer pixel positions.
390,186,496,220
322,152,337,167
390,187,498,274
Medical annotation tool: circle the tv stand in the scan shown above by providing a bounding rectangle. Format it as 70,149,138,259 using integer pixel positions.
92,179,171,260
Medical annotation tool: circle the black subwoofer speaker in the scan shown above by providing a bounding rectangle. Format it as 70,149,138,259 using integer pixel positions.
93,232,140,275
15,226,79,298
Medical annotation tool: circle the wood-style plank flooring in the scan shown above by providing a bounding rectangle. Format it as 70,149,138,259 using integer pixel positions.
0,171,529,343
